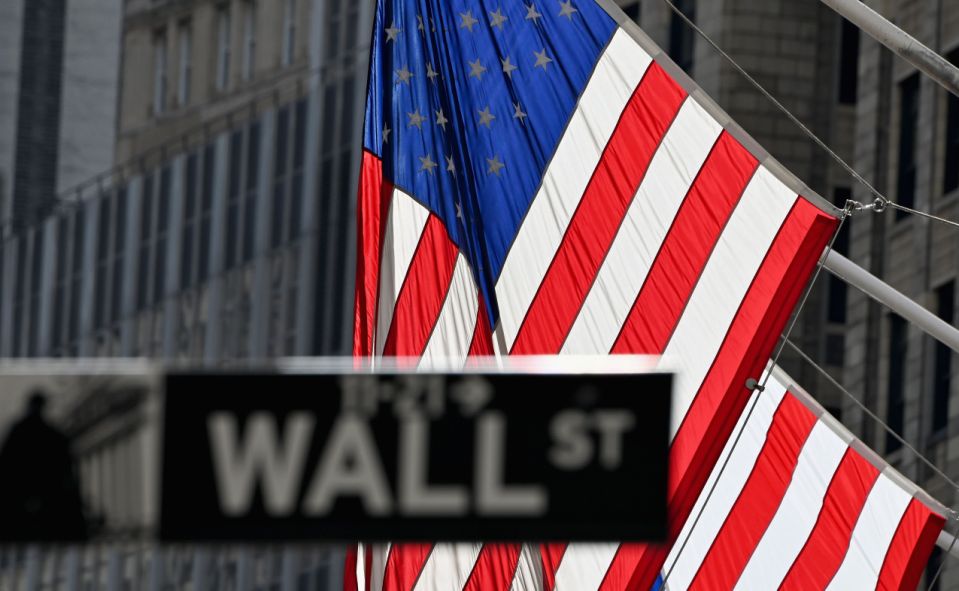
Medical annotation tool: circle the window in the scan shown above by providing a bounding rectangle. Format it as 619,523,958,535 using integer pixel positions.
944,50,959,193
669,0,695,74
837,17,859,104
931,282,954,435
621,1,640,23
153,29,167,115
177,21,192,106
886,314,907,453
925,546,943,591
282,0,296,67
242,0,256,81
216,6,231,91
896,74,919,218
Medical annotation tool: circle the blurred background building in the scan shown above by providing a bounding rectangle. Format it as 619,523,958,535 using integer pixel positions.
0,0,123,235
0,0,958,588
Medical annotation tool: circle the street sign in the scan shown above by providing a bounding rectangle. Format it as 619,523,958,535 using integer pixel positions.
159,368,671,541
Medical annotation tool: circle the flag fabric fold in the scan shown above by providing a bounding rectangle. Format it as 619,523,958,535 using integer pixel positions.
351,0,945,588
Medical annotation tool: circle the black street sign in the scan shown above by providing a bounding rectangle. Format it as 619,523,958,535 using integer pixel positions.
159,371,671,542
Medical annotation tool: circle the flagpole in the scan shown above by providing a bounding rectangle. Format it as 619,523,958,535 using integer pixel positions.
818,0,959,98
824,251,959,354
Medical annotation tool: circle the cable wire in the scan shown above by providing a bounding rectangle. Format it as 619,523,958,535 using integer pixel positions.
784,338,959,498
658,0,959,232
662,211,849,585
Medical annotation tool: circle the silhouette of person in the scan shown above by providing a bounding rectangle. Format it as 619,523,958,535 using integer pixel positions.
0,390,87,541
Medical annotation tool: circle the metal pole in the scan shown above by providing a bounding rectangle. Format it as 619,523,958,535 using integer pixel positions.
939,531,959,559
819,0,959,98
824,251,959,353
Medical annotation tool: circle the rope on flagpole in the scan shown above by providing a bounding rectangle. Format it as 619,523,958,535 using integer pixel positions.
658,0,959,233
662,207,851,585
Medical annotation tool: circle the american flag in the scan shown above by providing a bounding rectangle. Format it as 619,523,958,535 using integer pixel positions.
660,367,946,590
351,0,944,588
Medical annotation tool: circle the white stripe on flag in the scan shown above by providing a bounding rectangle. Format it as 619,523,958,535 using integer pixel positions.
733,421,848,589
553,543,619,590
561,97,722,355
663,378,788,590
508,544,545,591
356,543,367,591
825,475,913,590
661,166,796,436
419,254,479,367
495,28,652,350
375,189,430,356
369,543,391,591
412,543,483,591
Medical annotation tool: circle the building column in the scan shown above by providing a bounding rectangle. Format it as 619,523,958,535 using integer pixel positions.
281,548,300,591
0,238,17,356
191,548,211,591
249,109,276,358
37,215,57,355
63,547,80,591
204,133,230,362
105,547,122,591
120,176,143,356
77,199,98,356
148,546,165,591
23,546,40,591
163,155,186,358
294,87,321,355
235,548,254,591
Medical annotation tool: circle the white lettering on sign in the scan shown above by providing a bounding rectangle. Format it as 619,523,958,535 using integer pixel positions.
475,412,547,515
398,414,469,515
208,412,313,516
548,410,636,470
205,409,618,518
303,416,393,515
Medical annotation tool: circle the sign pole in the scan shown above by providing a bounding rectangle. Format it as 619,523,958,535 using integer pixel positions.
819,0,959,98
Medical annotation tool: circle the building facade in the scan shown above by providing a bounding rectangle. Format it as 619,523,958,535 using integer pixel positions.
840,1,959,587
0,0,371,588
1,0,958,588
0,0,124,235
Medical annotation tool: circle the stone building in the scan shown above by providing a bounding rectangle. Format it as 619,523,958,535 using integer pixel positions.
0,0,371,587
1,0,958,588
0,0,124,235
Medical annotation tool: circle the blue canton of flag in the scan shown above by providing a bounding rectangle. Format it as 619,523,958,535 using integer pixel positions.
364,0,616,322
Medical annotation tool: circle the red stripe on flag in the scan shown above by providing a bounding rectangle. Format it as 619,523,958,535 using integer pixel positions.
611,132,758,353
381,216,460,357
597,544,648,591
688,394,818,590
468,296,494,357
876,499,946,591
610,198,839,590
462,544,522,591
779,448,879,590
344,544,360,591
353,151,393,357
542,543,567,591
382,543,434,591
509,63,686,354
365,546,374,591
